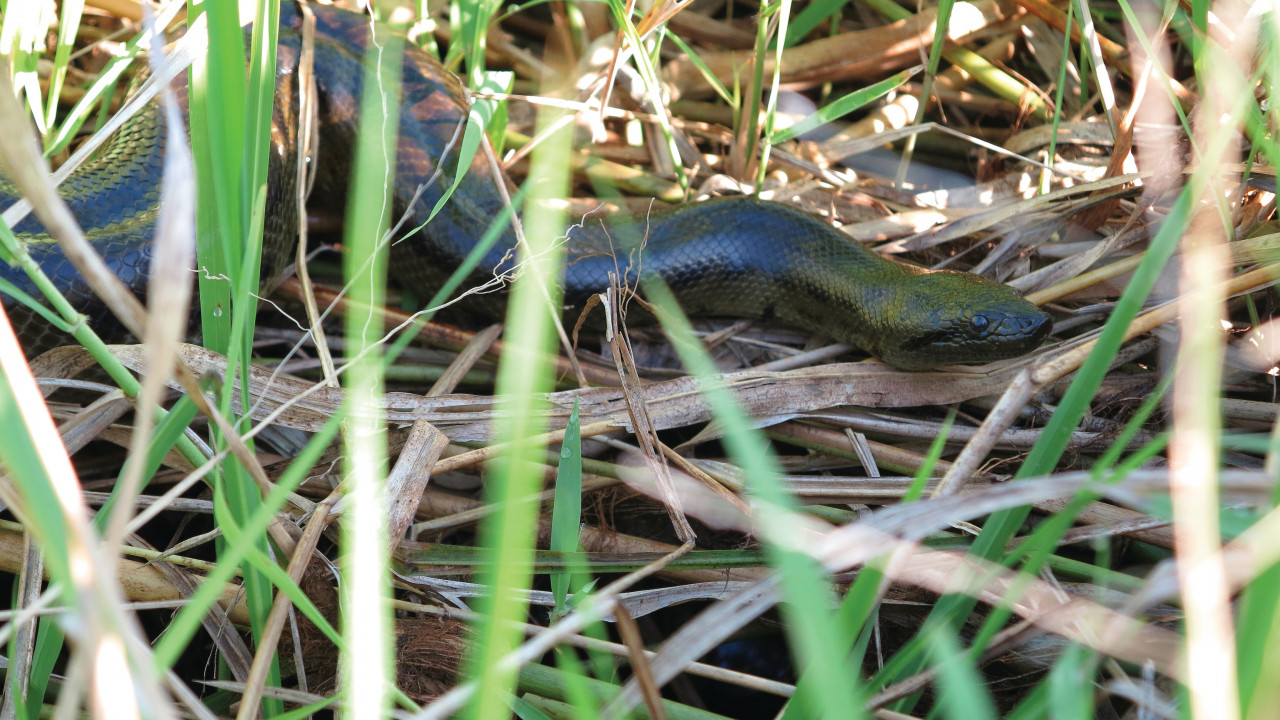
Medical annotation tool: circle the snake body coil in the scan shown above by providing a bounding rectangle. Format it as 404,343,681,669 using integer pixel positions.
0,3,1051,369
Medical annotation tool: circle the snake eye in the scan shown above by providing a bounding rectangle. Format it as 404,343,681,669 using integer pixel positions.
970,314,989,333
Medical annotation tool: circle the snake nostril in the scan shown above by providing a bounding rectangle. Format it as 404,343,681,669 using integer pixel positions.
1023,312,1052,338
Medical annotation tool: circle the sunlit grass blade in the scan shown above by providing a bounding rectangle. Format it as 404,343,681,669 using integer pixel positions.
757,0,793,185
508,695,556,720
663,33,733,106
336,6,406,720
893,0,953,183
189,0,247,357
449,0,502,83
42,0,84,131
420,70,512,224
463,111,571,720
0,1,51,134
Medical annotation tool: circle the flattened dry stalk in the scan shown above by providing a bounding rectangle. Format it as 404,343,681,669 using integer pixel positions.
384,419,448,546
1,534,43,720
55,390,132,455
115,343,1062,440
427,419,620,475
427,322,503,397
278,278,623,386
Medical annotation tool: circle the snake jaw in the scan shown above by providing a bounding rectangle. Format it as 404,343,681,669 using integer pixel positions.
874,271,1053,370
884,310,1051,369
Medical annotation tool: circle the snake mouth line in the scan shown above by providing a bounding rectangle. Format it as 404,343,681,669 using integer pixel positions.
898,310,1051,354
990,311,1053,343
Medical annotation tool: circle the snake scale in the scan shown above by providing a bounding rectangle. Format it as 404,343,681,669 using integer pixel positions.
0,2,1051,369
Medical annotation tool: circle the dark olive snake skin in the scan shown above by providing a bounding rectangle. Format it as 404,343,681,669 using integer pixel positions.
0,3,1051,369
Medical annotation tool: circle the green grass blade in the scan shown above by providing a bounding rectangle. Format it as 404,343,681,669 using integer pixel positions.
520,662,733,720
189,0,246,356
904,408,955,503
1241,20,1280,702
419,70,512,225
783,0,848,47
769,67,915,144
1,2,50,134
100,395,200,523
550,400,583,617
509,695,556,720
928,622,996,720
1047,644,1095,720
554,644,602,719
153,413,346,668
664,33,733,106
639,277,864,720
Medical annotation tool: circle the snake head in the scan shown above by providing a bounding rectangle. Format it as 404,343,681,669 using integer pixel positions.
873,270,1053,370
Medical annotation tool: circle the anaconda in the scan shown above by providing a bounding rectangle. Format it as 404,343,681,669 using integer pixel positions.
0,2,1052,370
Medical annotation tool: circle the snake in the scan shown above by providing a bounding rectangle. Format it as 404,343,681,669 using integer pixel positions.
0,2,1051,370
